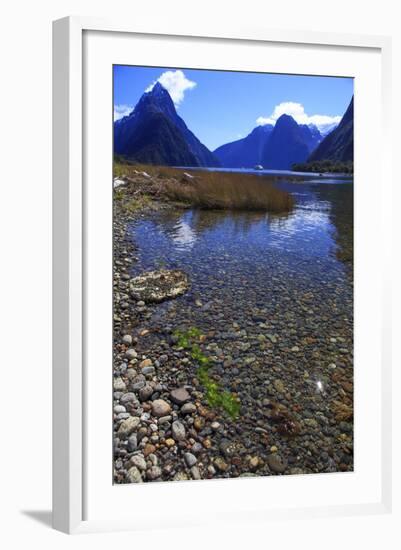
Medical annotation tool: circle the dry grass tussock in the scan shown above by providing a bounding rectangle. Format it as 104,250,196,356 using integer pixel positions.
114,162,294,213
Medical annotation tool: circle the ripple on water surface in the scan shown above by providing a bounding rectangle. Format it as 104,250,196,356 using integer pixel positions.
130,180,353,296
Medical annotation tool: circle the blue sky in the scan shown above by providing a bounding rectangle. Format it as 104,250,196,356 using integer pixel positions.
114,65,353,151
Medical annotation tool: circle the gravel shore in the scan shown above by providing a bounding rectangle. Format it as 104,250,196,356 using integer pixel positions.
113,175,353,484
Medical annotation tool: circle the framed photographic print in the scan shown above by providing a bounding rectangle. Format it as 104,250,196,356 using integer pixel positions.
52,17,392,534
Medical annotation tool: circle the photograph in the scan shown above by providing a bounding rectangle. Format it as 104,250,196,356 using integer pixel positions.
112,65,354,484
0,0,395,542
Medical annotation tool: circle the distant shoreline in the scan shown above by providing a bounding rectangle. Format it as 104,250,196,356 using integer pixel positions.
174,166,354,180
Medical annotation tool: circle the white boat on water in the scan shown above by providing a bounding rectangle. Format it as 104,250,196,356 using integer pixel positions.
254,164,264,170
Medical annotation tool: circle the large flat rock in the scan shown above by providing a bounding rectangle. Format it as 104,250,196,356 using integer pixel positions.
130,269,190,303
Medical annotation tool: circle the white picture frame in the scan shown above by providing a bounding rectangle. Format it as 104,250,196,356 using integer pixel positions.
52,16,392,534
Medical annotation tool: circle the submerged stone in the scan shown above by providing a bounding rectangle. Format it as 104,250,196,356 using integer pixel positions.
130,269,190,303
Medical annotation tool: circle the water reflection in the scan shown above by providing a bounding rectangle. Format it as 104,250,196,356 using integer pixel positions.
326,184,353,263
129,179,353,290
124,176,354,477
170,219,197,249
275,179,353,266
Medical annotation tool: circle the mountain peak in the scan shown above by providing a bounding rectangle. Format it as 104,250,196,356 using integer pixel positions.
214,124,274,168
149,81,168,96
134,81,177,121
144,81,172,104
262,113,310,169
114,81,219,167
275,113,298,128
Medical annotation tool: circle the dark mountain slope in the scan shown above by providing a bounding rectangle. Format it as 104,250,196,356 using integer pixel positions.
308,97,353,163
214,125,274,168
299,124,322,153
262,114,311,170
114,82,219,167
116,111,198,166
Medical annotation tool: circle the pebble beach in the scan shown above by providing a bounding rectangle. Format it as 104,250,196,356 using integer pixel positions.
113,172,354,484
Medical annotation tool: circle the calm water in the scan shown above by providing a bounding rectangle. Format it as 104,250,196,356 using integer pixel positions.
129,178,353,295
179,165,353,179
125,177,353,475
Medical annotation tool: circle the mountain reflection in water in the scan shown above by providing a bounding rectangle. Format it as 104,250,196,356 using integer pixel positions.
130,179,353,277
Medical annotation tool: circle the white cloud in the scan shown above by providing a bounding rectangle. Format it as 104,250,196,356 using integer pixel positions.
256,116,275,126
256,101,341,133
145,70,196,106
114,104,134,121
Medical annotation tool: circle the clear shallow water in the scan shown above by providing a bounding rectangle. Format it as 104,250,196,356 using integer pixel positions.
124,178,354,476
128,178,353,385
130,179,353,291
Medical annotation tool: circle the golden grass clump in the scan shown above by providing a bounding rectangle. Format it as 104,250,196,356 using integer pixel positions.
164,170,294,212
114,162,294,213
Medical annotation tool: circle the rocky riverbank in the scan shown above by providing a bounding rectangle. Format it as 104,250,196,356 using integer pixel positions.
113,173,354,484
